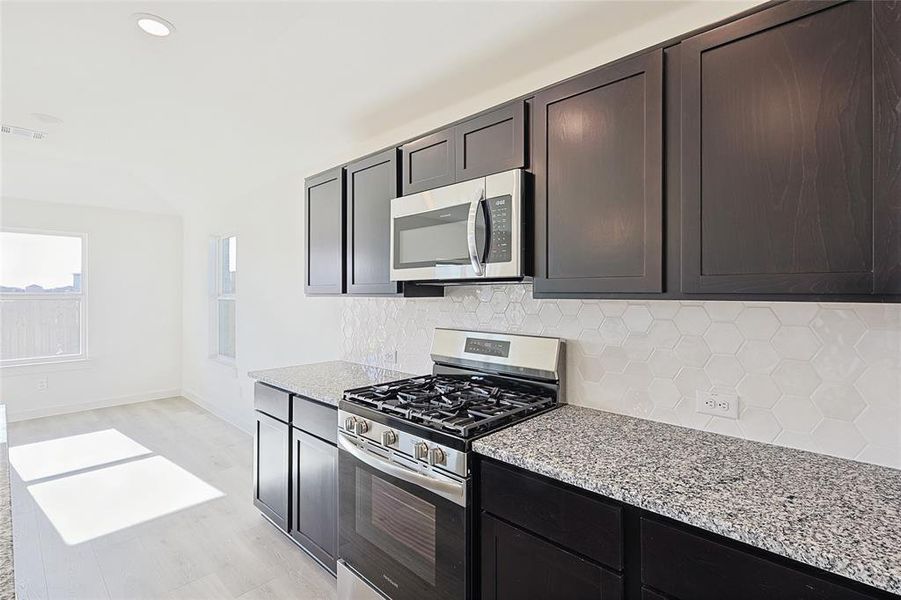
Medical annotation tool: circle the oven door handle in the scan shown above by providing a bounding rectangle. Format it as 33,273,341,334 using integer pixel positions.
466,189,486,277
338,434,466,507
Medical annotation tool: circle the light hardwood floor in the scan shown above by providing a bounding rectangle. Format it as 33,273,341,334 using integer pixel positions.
9,397,337,600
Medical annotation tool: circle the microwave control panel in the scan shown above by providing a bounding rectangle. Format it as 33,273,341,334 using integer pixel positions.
486,194,513,263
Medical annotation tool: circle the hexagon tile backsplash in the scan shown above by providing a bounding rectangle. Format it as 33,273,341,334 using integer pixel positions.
340,285,901,469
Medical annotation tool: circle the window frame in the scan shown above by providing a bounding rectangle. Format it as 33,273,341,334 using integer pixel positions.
0,227,88,368
210,233,236,365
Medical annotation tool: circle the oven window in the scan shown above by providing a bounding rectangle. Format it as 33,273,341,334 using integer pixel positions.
355,468,437,585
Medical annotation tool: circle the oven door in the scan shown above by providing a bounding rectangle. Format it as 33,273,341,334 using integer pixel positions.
338,433,468,600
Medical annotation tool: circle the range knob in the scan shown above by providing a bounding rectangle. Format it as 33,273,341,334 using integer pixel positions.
354,420,370,435
343,416,357,432
414,441,430,461
381,430,398,446
429,447,446,466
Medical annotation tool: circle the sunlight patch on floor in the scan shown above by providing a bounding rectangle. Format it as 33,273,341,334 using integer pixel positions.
10,428,152,482
27,455,224,544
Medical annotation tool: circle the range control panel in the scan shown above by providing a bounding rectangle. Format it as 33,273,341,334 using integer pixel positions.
486,194,513,263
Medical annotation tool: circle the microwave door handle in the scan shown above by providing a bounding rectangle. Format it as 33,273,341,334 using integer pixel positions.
467,191,485,277
338,434,466,507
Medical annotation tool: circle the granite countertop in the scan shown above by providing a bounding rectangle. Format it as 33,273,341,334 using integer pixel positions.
248,360,414,406
0,406,13,600
473,405,901,595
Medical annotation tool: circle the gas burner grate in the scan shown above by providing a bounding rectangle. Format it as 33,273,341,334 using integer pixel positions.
344,374,556,438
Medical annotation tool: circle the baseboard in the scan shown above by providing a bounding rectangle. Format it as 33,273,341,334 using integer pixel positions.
7,388,182,422
181,388,253,436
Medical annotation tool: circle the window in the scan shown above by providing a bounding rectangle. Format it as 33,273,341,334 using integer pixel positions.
0,230,86,366
211,235,236,362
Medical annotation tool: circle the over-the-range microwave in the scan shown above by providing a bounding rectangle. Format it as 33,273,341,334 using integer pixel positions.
390,169,526,283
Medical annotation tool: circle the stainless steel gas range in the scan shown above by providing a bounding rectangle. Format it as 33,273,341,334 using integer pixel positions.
336,328,564,600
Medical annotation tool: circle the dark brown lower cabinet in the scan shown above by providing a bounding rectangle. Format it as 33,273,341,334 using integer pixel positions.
641,518,877,600
478,458,894,600
253,410,290,531
290,428,338,574
480,513,623,600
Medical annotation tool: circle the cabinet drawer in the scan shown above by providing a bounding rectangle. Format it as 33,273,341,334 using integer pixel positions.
641,518,878,600
292,395,337,444
254,382,290,423
480,459,623,570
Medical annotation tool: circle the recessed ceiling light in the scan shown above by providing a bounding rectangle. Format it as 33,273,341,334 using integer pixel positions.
135,13,174,37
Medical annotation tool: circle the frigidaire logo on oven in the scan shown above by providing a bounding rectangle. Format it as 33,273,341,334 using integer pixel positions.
382,574,399,589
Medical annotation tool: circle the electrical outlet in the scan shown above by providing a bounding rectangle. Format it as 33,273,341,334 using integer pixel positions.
36,378,48,391
696,390,739,419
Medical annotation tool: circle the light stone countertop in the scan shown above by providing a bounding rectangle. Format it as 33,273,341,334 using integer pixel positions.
0,406,13,600
248,360,414,406
472,404,901,596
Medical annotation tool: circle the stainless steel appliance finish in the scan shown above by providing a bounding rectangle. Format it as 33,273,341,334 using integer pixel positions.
337,560,387,600
339,408,469,479
337,425,467,506
337,329,564,600
430,327,564,384
390,169,524,282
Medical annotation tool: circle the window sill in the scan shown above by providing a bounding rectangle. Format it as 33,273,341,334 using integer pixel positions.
209,356,238,377
0,357,91,377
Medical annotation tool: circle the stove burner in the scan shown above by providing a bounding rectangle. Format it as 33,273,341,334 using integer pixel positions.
344,375,556,438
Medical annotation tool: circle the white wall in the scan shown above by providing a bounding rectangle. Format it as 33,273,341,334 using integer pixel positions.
0,198,182,421
173,0,765,435
180,175,340,433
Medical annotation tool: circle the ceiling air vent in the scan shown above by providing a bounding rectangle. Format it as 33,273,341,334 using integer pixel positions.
1,124,46,140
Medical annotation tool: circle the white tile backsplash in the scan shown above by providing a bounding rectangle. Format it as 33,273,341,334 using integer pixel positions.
340,285,901,469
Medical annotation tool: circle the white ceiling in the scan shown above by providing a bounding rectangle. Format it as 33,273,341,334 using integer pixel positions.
1,1,756,215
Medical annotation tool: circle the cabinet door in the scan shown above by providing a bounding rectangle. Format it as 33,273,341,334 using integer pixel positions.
455,103,525,182
305,167,345,295
253,411,290,531
400,129,456,195
481,513,623,600
681,1,876,294
874,0,901,294
291,429,337,574
533,49,663,296
346,149,401,295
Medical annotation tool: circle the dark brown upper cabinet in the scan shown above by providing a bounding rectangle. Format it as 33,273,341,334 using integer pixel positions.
304,167,345,295
345,149,401,295
681,0,900,295
874,0,901,294
401,102,526,196
455,102,526,182
400,129,456,195
533,50,664,296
